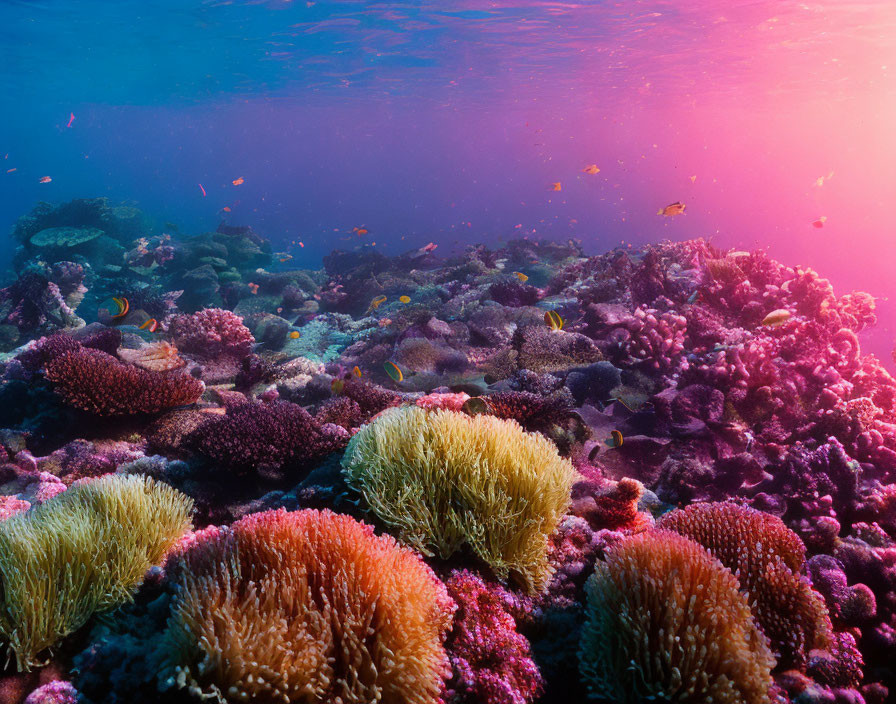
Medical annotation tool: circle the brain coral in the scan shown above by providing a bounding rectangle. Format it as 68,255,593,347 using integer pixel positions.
341,406,576,592
0,475,192,670
43,346,204,415
658,502,833,668
159,508,455,704
579,530,774,704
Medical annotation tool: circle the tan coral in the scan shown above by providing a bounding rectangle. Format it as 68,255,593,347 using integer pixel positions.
118,341,185,372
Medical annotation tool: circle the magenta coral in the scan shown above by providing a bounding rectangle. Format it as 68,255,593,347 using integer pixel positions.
168,307,254,359
444,570,543,704
186,400,348,474
43,346,204,415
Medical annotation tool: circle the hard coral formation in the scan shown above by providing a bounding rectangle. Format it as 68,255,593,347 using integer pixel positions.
186,400,349,474
579,530,775,704
43,345,204,415
342,406,576,593
0,475,192,670
159,508,455,704
168,308,254,359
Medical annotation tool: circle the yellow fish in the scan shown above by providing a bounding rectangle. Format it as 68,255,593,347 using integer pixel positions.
352,366,362,379
582,164,600,175
289,331,301,339
605,430,624,448
138,318,159,333
513,272,528,283
331,378,345,394
399,295,411,304
544,310,564,331
657,202,686,217
369,295,387,311
383,361,403,383
761,309,792,327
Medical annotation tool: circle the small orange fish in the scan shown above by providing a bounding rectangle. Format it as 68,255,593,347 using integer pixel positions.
550,182,562,191
298,241,305,248
657,202,686,217
689,175,697,183
38,176,52,184
352,366,362,378
139,318,159,333
221,206,232,213
5,168,16,174
232,177,245,186
353,226,369,236
198,183,206,197
289,331,301,339
812,216,827,228
369,295,387,311
513,272,528,283
248,283,259,295
422,242,438,253
399,295,411,304
111,297,129,319
582,165,600,175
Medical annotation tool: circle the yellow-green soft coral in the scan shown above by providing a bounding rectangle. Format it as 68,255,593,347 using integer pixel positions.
0,474,193,670
341,406,576,592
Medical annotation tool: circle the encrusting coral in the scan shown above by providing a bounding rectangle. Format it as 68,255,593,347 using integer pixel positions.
0,475,192,670
341,406,576,593
158,508,456,704
658,501,834,668
579,530,775,704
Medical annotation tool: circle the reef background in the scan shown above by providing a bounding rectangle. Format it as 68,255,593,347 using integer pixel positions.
1,1,895,361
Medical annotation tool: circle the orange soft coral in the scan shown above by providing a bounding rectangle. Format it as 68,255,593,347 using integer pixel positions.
159,508,456,704
579,530,774,703
659,502,833,668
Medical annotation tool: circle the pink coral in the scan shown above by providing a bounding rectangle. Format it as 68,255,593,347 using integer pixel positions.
23,680,78,704
416,391,471,412
444,570,543,704
168,308,254,359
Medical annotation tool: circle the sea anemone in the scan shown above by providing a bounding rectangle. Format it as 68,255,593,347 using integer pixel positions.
159,508,455,704
0,475,192,670
579,530,774,703
341,406,576,592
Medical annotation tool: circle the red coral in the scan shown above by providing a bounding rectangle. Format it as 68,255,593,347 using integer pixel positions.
168,308,254,359
444,570,543,704
570,477,652,533
43,346,204,415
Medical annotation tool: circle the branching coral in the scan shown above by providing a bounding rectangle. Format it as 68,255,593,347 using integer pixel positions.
0,475,192,670
167,308,254,359
43,346,204,415
158,508,455,704
186,400,349,474
444,570,543,704
579,530,775,704
341,406,576,592
659,502,834,668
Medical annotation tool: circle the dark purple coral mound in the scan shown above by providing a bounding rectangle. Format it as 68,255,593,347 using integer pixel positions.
185,400,349,474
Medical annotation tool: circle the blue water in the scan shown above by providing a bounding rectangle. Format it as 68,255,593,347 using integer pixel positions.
2,0,895,358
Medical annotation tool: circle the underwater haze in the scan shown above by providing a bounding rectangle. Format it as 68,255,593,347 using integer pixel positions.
4,3,896,704
2,0,895,357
